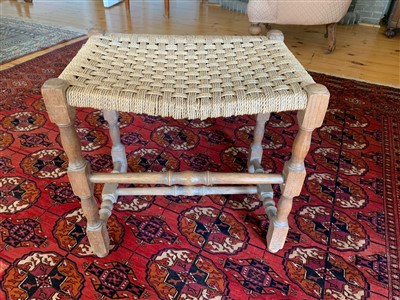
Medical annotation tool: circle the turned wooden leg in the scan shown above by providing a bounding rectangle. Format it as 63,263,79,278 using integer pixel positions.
248,113,270,173
266,84,330,253
42,78,110,258
101,110,127,208
164,0,169,17
125,0,130,15
326,23,337,53
103,110,127,173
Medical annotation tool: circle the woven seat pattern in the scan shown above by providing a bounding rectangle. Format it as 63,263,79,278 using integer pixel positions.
60,34,314,119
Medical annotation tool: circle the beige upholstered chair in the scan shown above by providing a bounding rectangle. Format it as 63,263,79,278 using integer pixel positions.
247,0,352,52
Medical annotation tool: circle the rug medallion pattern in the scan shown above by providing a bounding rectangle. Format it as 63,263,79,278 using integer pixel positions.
0,42,399,299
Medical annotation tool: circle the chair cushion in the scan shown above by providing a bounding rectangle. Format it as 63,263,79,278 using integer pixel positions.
247,0,351,25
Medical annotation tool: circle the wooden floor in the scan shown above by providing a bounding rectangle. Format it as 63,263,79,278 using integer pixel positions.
1,0,399,87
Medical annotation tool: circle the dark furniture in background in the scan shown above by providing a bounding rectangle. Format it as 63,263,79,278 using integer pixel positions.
383,0,400,37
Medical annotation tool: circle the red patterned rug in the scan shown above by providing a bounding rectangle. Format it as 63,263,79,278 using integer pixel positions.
0,41,399,300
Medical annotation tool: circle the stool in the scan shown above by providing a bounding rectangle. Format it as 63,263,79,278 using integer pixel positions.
41,32,329,258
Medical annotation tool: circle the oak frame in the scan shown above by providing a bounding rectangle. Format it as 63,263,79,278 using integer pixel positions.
41,31,329,257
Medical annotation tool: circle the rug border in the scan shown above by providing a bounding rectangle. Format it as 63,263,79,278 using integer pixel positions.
308,69,400,89
0,15,87,35
0,41,399,299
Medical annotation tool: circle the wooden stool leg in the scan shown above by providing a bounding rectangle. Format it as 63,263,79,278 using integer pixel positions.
101,110,127,212
267,84,330,252
103,110,127,173
248,113,270,173
42,79,110,257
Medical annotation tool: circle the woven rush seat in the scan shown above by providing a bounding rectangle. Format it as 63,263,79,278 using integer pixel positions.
41,31,330,258
59,34,314,119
